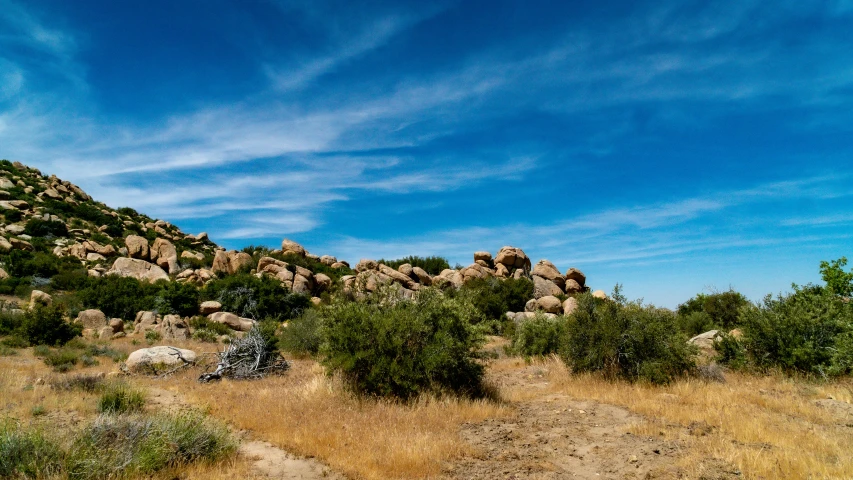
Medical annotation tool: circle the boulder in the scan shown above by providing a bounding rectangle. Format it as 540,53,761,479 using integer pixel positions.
537,295,563,314
180,250,204,261
533,276,563,299
199,301,222,315
0,267,7,280
592,290,607,300
689,330,721,351
109,318,125,333
86,252,106,262
0,237,11,252
319,255,337,266
258,256,288,273
314,273,332,293
412,266,432,286
562,297,579,316
565,268,586,288
494,263,509,278
125,235,150,260
5,224,24,235
564,279,583,294
133,311,159,333
0,177,13,189
398,263,414,277
291,274,313,294
109,257,170,283
151,238,179,274
495,246,531,272
525,299,537,312
160,314,190,340
211,250,229,275
330,262,349,270
512,268,527,280
208,312,254,332
97,326,114,340
227,251,253,274
280,238,307,257
10,238,33,251
532,260,565,290
76,309,108,329
125,346,197,372
356,259,378,272
30,290,52,307
473,251,493,266
82,240,117,257
460,263,494,283
379,264,416,289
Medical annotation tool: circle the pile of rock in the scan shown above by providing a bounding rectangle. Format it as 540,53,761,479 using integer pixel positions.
75,309,126,340
252,239,336,298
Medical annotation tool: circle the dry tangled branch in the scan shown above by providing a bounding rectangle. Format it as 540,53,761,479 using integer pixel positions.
198,327,289,382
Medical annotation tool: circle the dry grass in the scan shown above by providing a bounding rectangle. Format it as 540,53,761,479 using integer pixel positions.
150,358,511,479
513,356,853,480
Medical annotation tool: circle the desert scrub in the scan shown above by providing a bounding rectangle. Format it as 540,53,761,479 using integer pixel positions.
0,420,64,479
561,288,697,384
203,274,310,322
279,309,323,357
511,313,569,357
739,285,853,377
98,382,146,414
21,303,82,346
321,286,487,400
66,411,237,480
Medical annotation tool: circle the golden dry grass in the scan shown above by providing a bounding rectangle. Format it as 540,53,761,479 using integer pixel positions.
509,356,853,480
153,359,511,480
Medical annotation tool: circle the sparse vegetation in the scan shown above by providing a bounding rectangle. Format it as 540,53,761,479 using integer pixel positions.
97,382,146,414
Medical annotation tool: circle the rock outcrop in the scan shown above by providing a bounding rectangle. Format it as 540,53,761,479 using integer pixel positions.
109,257,170,283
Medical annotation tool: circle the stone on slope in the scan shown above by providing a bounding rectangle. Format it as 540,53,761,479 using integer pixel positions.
533,275,563,299
280,238,307,257
76,309,108,329
537,295,563,314
532,259,565,290
208,312,254,332
109,257,170,283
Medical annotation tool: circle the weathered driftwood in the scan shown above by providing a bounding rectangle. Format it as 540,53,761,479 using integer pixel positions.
198,327,289,382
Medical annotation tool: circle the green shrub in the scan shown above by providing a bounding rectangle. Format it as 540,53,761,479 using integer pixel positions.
739,286,852,377
2,208,22,223
188,316,232,336
192,329,219,343
820,257,853,297
0,421,64,479
22,304,81,346
66,411,236,480
154,281,200,317
458,277,533,323
511,313,569,357
713,332,748,370
98,382,145,414
676,289,748,332
24,218,68,238
203,274,309,322
561,288,697,384
35,344,83,372
78,276,159,320
145,330,162,345
321,286,486,399
0,306,24,336
279,309,323,356
376,256,450,276
676,311,715,337
2,250,72,278
0,335,28,348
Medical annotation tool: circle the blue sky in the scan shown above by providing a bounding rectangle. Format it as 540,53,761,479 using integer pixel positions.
1,0,851,307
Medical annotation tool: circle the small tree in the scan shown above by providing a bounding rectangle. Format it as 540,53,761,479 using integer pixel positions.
820,257,853,297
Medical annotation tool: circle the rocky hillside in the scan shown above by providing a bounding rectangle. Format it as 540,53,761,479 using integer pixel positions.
0,159,600,334
0,160,218,278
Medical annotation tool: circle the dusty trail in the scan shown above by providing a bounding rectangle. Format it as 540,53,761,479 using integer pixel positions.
147,386,344,479
442,362,683,479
